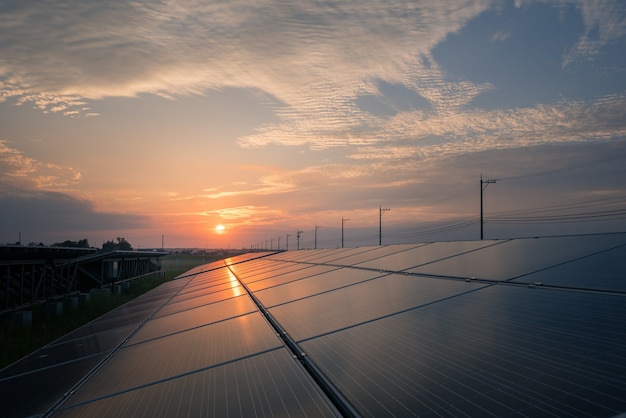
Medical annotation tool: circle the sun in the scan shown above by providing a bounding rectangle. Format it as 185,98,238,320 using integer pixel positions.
215,224,226,233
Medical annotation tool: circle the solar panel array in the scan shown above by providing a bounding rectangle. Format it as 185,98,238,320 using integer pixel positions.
2,232,626,417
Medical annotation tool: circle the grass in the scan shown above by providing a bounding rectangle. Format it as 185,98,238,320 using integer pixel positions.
0,254,222,370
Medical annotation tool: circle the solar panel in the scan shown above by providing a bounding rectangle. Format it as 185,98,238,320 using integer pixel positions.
2,232,625,417
54,349,339,417
406,234,626,281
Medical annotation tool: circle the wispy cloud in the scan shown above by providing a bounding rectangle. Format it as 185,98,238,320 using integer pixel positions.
2,1,623,152
0,139,82,191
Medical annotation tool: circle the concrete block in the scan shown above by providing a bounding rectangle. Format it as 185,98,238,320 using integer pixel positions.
90,288,111,298
43,301,63,316
3,311,32,327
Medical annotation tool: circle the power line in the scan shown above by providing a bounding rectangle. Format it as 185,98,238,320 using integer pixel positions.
489,208,626,224
498,149,626,182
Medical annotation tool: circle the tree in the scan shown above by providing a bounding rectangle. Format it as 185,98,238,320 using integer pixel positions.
102,237,133,251
52,239,90,248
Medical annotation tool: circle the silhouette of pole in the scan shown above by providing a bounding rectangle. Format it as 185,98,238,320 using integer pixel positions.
341,217,350,248
314,225,322,249
277,236,281,251
296,230,303,250
286,234,291,251
480,174,497,240
379,206,391,245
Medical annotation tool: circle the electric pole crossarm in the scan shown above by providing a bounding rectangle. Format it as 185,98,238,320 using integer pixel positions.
480,174,497,240
379,206,391,246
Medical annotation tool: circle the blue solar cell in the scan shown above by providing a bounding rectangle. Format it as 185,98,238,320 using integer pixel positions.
154,286,247,317
54,349,337,417
317,243,425,266
0,354,106,418
256,267,387,307
352,240,498,271
61,312,282,404
245,265,340,292
407,234,626,280
269,273,486,341
129,296,257,344
512,243,626,290
2,324,135,377
229,260,312,283
299,284,626,417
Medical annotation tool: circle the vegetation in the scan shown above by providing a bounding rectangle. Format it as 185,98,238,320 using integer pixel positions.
0,272,172,370
0,253,225,370
160,253,227,276
51,239,90,248
102,237,133,251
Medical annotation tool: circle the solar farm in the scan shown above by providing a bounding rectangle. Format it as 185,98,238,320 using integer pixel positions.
2,232,625,417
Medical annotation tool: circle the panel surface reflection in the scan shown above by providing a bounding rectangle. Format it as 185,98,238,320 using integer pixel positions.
269,274,484,341
353,241,496,271
513,244,626,291
300,285,626,417
408,234,626,281
55,349,337,418
63,313,282,403
129,296,257,344
256,267,386,307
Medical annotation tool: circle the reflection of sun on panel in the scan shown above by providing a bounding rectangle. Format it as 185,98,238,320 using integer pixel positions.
227,269,243,297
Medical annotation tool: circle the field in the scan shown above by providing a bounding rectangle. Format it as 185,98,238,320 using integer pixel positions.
0,253,226,369
160,253,226,276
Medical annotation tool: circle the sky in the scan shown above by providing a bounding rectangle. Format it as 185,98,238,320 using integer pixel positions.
1,0,626,249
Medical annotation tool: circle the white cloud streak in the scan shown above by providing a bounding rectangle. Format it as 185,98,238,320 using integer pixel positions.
1,0,625,219
0,139,82,191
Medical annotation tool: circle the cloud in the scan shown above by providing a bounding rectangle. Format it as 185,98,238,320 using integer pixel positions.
0,182,150,241
491,31,511,42
2,1,623,159
0,139,82,191
0,1,488,113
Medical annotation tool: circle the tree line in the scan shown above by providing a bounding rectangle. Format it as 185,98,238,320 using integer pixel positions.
24,237,134,251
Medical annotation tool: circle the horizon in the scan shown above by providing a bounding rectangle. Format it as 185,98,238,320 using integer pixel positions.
1,1,626,248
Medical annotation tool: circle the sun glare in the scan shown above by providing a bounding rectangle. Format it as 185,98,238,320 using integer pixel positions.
215,224,225,233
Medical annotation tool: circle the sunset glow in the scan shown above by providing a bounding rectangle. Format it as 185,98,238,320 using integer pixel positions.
1,1,625,249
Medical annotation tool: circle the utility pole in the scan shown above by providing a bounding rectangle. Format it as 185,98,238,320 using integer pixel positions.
296,230,303,250
341,217,350,248
277,236,281,251
271,238,274,250
480,174,497,240
286,234,291,251
314,224,321,249
379,206,391,245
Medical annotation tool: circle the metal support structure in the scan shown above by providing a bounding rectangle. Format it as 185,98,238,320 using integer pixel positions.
480,174,497,240
379,206,391,245
286,234,291,251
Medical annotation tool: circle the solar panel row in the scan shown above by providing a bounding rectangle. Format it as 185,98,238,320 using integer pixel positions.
1,232,625,417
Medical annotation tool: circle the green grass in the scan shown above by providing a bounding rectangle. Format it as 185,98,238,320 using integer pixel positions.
0,273,170,370
0,255,221,370
160,254,226,275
